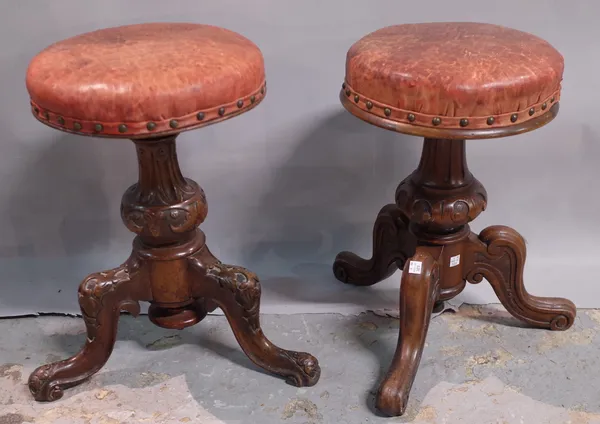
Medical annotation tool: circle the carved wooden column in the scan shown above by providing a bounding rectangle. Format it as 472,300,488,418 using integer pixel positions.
394,138,487,300
121,136,210,328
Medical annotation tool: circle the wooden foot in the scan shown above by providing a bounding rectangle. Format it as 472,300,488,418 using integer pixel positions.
333,204,416,286
189,246,321,387
465,225,576,330
28,257,149,401
376,250,440,416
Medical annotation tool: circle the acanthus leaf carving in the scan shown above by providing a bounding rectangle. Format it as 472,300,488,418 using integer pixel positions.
203,262,261,330
395,176,487,230
29,259,142,402
281,351,321,385
121,192,207,238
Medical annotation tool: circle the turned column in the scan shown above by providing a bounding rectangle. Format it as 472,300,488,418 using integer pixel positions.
394,139,488,300
395,139,487,237
122,136,207,247
120,136,210,329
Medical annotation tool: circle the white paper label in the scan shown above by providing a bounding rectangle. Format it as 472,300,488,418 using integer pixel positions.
450,254,460,267
408,261,422,274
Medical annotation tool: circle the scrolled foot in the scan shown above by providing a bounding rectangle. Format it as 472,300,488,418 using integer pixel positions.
466,225,576,331
189,247,321,386
333,204,416,286
375,250,440,416
29,364,65,402
279,351,321,387
28,259,147,402
377,380,410,417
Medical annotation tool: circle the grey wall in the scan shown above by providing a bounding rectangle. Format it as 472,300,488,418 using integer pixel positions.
1,0,598,316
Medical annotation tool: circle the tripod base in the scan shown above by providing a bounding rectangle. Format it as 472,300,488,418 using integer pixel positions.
29,135,321,402
333,138,575,416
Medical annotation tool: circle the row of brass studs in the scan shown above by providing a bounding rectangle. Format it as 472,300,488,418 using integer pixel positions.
343,83,556,127
37,85,266,134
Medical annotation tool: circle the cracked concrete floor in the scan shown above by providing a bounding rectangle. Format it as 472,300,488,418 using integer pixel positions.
1,305,599,423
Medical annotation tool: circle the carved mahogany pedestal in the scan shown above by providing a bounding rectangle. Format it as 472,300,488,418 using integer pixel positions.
25,23,320,402
28,135,320,401
334,23,576,416
333,136,575,415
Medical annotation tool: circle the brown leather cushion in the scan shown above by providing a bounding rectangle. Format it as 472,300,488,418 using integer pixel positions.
26,23,266,138
343,22,563,130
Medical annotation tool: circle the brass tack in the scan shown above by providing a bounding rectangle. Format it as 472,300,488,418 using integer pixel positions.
57,117,65,125
487,117,495,125
542,102,547,110
354,95,359,103
169,119,178,129
218,107,226,116
43,111,50,120
118,124,127,133
94,123,103,132
146,122,156,131
529,108,535,116
342,82,346,89
551,96,555,103
460,118,469,127
237,100,244,108
432,117,441,126
33,107,39,114
384,108,391,117
366,101,373,110
250,95,256,104
345,89,351,97
510,114,518,123
73,122,82,131
407,113,416,122
196,112,205,120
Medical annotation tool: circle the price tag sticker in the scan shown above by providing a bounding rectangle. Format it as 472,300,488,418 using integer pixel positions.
450,254,460,267
408,261,422,274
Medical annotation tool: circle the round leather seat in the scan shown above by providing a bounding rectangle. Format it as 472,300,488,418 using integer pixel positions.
26,23,266,138
342,22,563,133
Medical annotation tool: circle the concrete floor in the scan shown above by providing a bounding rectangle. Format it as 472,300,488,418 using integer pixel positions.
1,305,599,423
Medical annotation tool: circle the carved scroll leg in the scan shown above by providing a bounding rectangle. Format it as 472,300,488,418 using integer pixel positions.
28,258,148,401
376,250,440,416
466,226,576,330
189,247,321,387
333,204,416,286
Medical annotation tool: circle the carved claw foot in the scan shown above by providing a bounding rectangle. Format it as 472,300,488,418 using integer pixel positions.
333,204,416,286
376,250,440,416
189,247,321,386
29,259,147,401
466,225,576,330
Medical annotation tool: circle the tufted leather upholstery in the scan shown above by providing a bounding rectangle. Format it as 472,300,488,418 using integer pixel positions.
343,22,563,132
26,23,266,138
